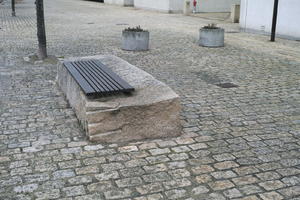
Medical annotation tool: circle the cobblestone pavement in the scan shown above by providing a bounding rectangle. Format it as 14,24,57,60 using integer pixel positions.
1,0,300,199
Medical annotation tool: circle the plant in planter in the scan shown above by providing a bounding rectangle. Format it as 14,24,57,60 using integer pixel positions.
122,26,149,51
199,23,224,47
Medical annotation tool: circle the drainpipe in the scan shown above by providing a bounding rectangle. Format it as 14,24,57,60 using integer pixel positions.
270,0,279,41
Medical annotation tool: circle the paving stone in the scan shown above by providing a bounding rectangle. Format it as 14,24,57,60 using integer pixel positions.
118,146,138,152
142,172,171,183
61,147,82,154
74,193,103,200
136,183,164,195
83,157,106,165
157,141,177,148
208,180,235,191
35,163,58,172
58,160,81,169
107,154,130,162
68,141,89,148
104,189,133,199
168,168,190,178
24,173,50,183
120,167,145,177
125,159,148,167
10,167,32,176
68,175,93,185
147,193,164,200
149,148,171,156
168,153,189,161
171,146,191,153
40,180,65,190
213,153,235,161
75,165,99,175
167,161,187,169
87,181,114,192
143,163,167,173
101,163,124,171
255,171,281,181
175,138,195,145
83,144,104,151
232,175,259,186
139,143,157,150
278,186,300,198
14,183,38,193
146,155,170,164
259,191,284,200
163,178,191,190
259,180,285,191
9,160,29,169
211,170,237,179
235,196,260,200
165,188,187,199
52,169,75,180
95,171,119,181
277,167,300,176
189,143,208,150
214,161,239,170
116,177,143,187
191,165,214,175
281,176,300,186
0,156,11,163
34,189,61,200
233,166,260,176
63,185,86,197
191,185,210,195
223,188,243,198
195,174,212,184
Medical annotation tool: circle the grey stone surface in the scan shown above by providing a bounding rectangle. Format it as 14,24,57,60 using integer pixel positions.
1,0,300,199
199,28,225,47
57,55,181,143
121,31,150,51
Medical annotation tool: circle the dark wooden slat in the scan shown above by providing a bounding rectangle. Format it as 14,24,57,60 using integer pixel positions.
80,61,117,92
63,61,95,95
75,61,110,92
63,59,135,97
73,61,106,93
86,60,122,91
92,60,134,91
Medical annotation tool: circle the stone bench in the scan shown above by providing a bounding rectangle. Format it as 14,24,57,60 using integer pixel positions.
57,55,181,143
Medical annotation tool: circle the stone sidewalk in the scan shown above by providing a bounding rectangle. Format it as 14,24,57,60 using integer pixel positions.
0,0,300,199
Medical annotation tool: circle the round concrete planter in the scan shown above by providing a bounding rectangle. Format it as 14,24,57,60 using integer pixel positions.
122,30,149,51
199,28,224,47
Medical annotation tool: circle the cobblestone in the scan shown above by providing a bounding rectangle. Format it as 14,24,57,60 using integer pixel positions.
1,0,300,199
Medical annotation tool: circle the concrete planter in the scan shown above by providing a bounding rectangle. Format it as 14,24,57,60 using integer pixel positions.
122,30,149,51
199,28,224,47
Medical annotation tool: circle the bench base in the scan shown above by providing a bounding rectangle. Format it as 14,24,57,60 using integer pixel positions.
57,55,181,143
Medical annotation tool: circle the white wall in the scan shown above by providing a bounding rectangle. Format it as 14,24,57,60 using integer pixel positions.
240,0,300,39
196,0,240,12
134,0,183,13
170,0,185,12
104,0,133,6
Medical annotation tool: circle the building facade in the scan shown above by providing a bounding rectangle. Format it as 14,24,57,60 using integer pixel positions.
104,0,240,13
195,0,240,13
240,0,300,40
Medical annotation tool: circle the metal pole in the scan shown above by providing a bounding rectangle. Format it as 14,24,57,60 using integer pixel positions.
270,0,279,42
11,0,15,16
36,0,47,59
